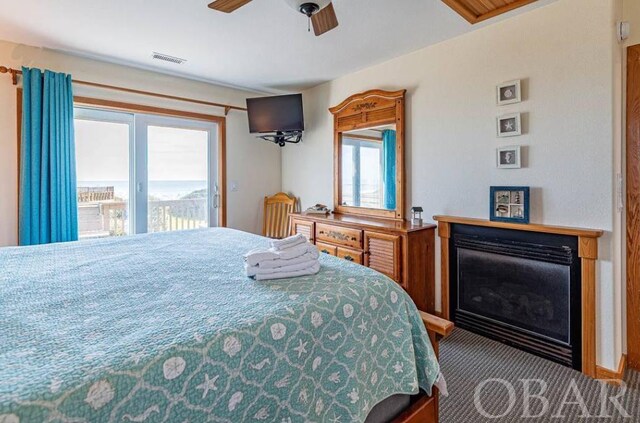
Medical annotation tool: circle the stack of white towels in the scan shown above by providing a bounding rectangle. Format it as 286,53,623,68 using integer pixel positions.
245,234,320,281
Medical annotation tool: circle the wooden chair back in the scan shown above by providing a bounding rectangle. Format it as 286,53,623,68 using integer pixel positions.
263,192,296,239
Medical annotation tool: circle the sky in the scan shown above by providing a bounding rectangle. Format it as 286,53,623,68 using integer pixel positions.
75,119,209,182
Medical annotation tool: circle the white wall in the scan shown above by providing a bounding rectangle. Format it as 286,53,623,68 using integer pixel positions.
0,41,282,245
625,0,640,46
283,0,623,369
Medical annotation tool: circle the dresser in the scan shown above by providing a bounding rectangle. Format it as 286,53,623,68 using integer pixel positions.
289,212,436,313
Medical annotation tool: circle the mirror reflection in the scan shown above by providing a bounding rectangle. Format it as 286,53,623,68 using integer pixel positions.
340,124,396,210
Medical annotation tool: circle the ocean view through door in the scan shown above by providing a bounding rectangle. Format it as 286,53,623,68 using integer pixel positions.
144,120,214,233
74,108,219,238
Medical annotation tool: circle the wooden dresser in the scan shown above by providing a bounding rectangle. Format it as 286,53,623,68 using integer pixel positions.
289,212,436,313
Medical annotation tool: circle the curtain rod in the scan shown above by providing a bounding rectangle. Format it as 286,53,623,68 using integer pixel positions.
0,66,247,115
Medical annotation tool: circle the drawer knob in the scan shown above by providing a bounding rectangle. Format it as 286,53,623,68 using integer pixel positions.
344,256,354,262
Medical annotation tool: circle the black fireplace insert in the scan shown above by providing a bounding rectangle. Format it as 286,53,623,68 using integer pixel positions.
450,224,582,369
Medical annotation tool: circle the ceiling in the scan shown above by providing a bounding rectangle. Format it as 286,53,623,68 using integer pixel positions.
0,0,556,93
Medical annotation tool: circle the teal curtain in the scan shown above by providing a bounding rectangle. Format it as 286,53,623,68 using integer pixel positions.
19,67,78,245
382,129,396,210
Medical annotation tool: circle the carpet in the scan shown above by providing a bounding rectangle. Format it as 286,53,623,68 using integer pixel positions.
439,329,640,422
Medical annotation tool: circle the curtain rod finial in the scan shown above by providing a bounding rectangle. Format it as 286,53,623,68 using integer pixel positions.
0,66,18,85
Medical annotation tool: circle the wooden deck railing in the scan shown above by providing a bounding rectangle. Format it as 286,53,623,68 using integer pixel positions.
78,186,115,203
79,198,208,238
147,199,208,233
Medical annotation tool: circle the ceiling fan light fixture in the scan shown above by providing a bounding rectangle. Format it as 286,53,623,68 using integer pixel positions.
299,2,319,17
284,0,331,16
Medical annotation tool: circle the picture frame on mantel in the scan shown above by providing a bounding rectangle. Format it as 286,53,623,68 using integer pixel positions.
490,186,530,224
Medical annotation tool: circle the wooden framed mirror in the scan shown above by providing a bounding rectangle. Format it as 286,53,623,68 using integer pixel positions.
330,89,406,221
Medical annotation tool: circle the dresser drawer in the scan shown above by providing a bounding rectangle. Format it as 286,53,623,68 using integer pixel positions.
337,247,364,265
316,223,363,249
316,241,338,256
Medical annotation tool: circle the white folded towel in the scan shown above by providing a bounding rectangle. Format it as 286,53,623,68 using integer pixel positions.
270,234,307,251
256,251,319,270
245,258,319,277
254,261,321,281
245,243,316,267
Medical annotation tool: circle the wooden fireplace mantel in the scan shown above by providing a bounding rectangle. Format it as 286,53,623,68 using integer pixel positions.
433,215,603,378
433,216,603,238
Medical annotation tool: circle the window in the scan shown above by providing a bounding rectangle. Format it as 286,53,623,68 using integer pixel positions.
74,108,219,239
341,137,384,209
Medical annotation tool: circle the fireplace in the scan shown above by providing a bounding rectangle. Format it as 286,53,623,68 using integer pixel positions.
450,224,582,369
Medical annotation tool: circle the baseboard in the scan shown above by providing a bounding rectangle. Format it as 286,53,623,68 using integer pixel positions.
595,354,627,385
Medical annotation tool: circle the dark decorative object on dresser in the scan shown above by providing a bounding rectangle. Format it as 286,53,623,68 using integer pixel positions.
411,207,424,225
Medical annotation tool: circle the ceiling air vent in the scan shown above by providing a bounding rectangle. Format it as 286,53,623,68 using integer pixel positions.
151,52,187,65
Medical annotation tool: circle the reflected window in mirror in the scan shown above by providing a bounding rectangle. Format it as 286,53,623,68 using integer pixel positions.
340,126,396,211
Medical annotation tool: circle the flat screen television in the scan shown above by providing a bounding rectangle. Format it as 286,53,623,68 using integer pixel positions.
246,94,304,134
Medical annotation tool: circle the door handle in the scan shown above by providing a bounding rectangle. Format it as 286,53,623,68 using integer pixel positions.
212,182,220,209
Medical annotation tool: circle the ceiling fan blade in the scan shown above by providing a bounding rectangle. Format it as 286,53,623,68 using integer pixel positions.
208,0,252,13
312,2,338,36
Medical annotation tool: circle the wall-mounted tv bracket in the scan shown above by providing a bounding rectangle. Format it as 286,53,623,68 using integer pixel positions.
258,131,303,147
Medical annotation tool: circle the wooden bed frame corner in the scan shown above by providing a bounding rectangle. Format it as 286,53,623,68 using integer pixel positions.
391,312,454,423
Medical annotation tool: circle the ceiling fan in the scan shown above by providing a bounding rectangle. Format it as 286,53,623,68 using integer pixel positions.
208,0,339,36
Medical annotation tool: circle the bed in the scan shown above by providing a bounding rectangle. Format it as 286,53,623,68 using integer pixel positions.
0,228,450,422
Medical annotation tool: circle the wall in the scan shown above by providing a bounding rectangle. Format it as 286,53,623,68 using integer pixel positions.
283,0,623,369
0,41,282,245
625,0,640,46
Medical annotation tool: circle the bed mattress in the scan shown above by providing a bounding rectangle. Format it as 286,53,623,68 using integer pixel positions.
0,228,439,422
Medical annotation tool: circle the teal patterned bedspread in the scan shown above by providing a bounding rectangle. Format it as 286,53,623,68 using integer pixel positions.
0,228,439,422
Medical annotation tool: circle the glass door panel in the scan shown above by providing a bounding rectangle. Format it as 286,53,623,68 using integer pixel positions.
146,126,209,233
74,108,133,239
133,114,218,234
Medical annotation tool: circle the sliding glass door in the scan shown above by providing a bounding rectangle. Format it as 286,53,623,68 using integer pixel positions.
74,108,219,238
134,114,218,233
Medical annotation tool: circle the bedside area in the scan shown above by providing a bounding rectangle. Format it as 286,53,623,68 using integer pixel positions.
290,212,436,313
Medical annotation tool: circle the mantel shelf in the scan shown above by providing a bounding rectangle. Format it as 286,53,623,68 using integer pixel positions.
433,215,603,238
